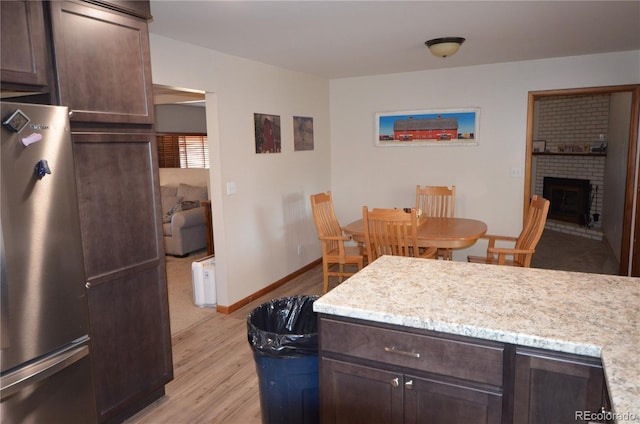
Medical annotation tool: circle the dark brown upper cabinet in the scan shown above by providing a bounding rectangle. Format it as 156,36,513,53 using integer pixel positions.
1,1,49,91
48,1,154,124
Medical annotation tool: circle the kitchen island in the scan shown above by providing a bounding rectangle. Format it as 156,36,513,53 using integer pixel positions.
313,255,639,423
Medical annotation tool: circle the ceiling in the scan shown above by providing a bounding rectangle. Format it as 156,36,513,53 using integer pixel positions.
148,1,640,80
153,84,205,105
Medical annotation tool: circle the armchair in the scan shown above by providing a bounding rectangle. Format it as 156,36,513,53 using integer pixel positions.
467,195,550,267
310,191,364,293
416,184,456,259
363,207,437,262
161,184,209,256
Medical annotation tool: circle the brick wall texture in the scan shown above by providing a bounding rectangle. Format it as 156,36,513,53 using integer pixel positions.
534,94,609,240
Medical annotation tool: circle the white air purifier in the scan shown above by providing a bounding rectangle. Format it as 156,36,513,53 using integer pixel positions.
191,255,216,307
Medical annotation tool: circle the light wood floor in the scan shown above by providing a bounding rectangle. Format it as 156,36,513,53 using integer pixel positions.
126,264,327,424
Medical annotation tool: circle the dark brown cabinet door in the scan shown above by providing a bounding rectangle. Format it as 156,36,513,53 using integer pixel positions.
404,375,502,424
0,0,49,90
72,132,172,423
48,1,154,124
513,349,606,424
320,358,502,424
321,358,403,424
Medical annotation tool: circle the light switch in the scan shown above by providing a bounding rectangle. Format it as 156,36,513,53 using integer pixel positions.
226,181,237,195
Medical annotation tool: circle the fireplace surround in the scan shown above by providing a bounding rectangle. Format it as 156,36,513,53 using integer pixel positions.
543,177,591,225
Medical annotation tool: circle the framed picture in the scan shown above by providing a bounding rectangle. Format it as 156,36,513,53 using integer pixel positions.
532,140,546,153
293,116,314,151
375,108,479,147
254,113,281,153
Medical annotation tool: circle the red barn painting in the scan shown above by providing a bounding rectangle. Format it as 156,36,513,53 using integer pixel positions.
393,115,459,141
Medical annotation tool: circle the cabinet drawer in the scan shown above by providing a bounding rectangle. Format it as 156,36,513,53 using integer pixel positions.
320,318,503,387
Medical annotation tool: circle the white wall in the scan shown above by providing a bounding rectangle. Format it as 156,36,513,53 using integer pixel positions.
155,104,207,133
329,51,640,261
159,168,210,192
150,34,331,306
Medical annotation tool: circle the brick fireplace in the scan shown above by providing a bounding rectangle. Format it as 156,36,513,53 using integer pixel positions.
533,155,604,240
543,177,591,225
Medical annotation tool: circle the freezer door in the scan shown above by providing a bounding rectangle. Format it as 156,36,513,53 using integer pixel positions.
1,337,97,423
1,102,89,373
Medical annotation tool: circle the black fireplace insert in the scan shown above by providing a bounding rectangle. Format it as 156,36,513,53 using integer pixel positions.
543,177,591,225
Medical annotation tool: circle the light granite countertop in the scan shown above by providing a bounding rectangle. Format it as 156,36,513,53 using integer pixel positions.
313,256,639,422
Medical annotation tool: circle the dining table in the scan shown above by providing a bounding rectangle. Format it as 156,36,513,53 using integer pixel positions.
342,216,488,258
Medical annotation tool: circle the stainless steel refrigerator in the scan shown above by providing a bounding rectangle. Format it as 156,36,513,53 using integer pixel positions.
0,102,97,423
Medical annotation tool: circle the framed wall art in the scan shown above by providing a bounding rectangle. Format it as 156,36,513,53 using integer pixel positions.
293,116,314,151
254,113,281,153
375,108,479,147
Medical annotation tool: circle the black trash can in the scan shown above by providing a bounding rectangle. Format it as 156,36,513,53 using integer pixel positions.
247,295,319,424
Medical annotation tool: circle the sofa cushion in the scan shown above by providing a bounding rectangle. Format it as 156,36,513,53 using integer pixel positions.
177,183,208,202
162,199,201,223
161,185,178,198
161,195,183,216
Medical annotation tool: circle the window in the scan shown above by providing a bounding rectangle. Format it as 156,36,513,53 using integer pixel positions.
157,133,209,168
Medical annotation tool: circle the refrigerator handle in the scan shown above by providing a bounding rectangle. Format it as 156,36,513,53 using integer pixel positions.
1,342,89,401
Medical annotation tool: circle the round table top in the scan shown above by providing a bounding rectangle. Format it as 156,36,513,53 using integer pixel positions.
343,217,487,249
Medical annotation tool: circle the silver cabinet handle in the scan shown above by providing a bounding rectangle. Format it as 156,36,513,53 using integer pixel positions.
405,379,414,390
384,346,420,358
391,377,399,387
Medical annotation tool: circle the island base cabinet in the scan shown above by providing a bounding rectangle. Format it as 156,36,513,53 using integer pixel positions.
513,349,607,424
321,358,403,424
320,358,502,424
404,376,502,424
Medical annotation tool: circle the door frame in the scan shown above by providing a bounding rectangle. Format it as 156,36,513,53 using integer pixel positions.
524,84,640,276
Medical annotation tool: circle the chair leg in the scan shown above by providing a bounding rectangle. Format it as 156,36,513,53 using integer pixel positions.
322,261,330,293
438,248,453,260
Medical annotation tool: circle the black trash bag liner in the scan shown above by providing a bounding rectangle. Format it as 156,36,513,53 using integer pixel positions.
247,295,319,358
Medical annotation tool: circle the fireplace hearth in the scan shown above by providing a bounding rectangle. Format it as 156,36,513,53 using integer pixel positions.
543,177,591,226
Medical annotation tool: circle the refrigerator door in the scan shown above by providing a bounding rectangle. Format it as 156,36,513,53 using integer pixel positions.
0,102,88,373
0,337,97,423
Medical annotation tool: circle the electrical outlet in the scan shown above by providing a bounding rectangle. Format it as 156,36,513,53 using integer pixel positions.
510,167,523,178
297,245,302,255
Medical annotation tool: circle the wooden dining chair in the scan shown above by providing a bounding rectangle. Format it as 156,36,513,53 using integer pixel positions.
467,195,550,267
415,185,456,259
310,191,364,293
363,207,437,262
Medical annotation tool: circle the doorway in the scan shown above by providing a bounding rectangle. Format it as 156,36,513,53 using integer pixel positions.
152,84,215,333
524,85,640,276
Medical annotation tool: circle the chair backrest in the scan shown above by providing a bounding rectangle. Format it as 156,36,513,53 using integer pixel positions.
363,207,420,262
310,191,343,253
415,185,455,218
514,195,550,264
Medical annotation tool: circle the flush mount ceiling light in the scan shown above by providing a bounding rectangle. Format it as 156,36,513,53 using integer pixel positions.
425,37,466,58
